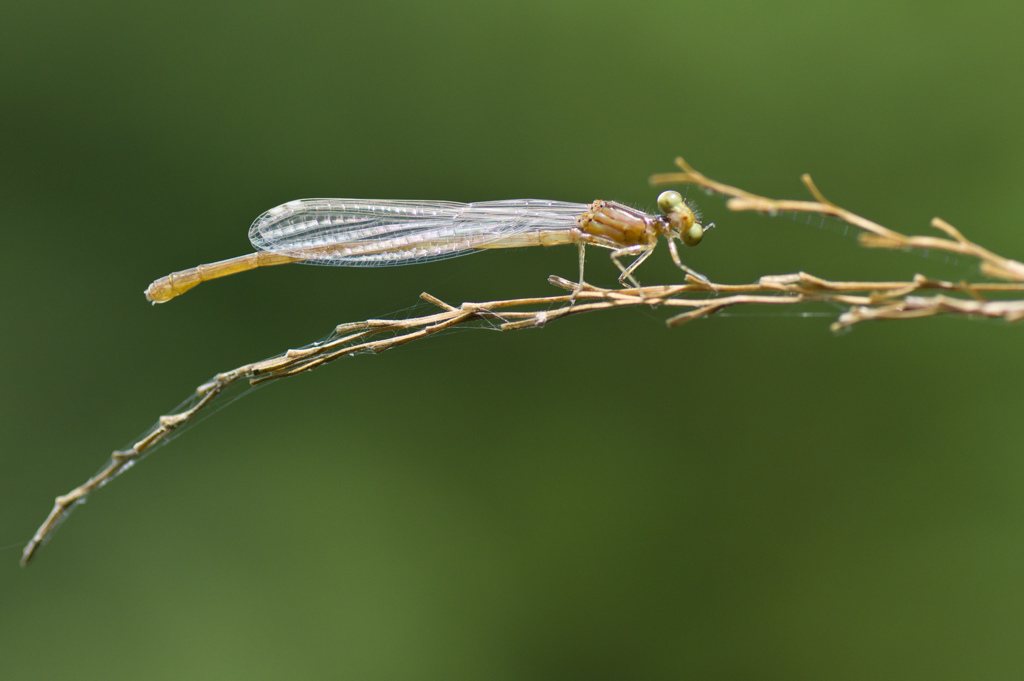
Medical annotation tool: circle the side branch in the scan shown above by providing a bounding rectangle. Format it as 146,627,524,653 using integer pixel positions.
651,156,1024,282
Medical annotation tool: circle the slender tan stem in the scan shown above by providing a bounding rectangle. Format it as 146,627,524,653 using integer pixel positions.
23,157,1024,565
651,156,1024,282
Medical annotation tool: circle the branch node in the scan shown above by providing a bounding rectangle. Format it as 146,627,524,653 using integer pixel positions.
421,292,456,311
930,217,969,243
801,173,834,207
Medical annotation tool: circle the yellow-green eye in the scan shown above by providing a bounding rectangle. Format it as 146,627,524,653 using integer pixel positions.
657,190,684,215
681,223,703,247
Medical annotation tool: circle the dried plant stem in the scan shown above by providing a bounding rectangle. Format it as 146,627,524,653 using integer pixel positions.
651,156,1024,282
23,158,1024,565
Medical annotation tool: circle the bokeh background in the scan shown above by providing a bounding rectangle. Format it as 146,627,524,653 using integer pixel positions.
4,1,1024,679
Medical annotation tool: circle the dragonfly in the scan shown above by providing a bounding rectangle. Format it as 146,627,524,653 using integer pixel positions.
144,190,709,303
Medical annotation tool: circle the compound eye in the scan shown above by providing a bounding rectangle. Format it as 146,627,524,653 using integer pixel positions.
681,223,703,247
657,190,684,215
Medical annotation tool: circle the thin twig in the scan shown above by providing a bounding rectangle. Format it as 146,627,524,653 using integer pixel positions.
23,158,1024,565
652,156,1024,281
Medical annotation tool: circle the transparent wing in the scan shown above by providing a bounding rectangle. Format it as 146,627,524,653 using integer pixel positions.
248,198,589,267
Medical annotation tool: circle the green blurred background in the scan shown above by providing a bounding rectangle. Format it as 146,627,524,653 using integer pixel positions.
4,0,1024,679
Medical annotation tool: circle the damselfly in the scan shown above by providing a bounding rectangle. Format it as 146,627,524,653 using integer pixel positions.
145,190,709,303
